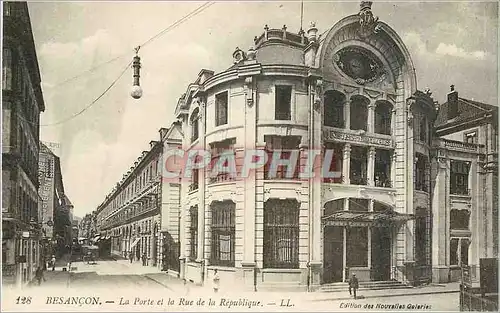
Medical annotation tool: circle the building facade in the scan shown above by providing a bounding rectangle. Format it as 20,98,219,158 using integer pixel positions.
95,131,164,265
92,1,497,291
2,1,46,286
431,87,498,283
171,2,498,291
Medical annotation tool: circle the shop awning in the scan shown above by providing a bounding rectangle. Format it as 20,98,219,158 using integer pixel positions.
129,238,140,249
322,209,414,227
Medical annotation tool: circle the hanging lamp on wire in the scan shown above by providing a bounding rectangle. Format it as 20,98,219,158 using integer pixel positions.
130,46,143,99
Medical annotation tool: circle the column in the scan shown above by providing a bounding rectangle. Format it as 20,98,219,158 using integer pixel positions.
243,76,256,267
198,100,206,266
391,108,396,136
342,144,351,184
368,102,376,133
367,147,376,186
391,150,396,188
344,97,351,130
431,156,448,282
179,114,189,279
367,200,373,269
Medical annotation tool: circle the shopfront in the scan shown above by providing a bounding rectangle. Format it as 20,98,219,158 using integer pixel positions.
322,198,414,283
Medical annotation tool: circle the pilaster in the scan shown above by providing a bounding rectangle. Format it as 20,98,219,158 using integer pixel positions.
367,102,376,133
342,144,351,184
344,98,351,130
367,147,376,186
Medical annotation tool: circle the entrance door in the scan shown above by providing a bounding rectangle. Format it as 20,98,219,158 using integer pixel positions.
371,227,391,281
323,226,343,283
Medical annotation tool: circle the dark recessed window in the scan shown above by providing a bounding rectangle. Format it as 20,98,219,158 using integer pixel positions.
215,91,228,126
275,85,292,120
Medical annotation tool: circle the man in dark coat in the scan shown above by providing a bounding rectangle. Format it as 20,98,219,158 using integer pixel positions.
349,274,359,299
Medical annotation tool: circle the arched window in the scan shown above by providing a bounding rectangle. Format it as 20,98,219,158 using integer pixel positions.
263,199,299,269
210,201,235,266
324,91,345,128
190,108,199,143
375,101,392,135
350,95,369,131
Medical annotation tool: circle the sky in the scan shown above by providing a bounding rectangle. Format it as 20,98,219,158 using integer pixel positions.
27,1,498,218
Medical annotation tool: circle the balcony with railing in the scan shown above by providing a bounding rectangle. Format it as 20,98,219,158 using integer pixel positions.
438,139,485,154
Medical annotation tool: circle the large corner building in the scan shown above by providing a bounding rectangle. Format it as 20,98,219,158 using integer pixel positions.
95,1,498,291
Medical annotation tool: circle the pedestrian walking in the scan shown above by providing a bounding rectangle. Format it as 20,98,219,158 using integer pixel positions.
212,269,220,293
35,267,46,285
141,253,147,266
129,251,133,263
349,274,359,299
51,255,56,271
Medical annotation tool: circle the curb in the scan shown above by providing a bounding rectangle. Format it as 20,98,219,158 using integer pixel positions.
310,289,460,302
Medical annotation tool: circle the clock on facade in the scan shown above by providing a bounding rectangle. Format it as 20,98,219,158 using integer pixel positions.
334,47,384,84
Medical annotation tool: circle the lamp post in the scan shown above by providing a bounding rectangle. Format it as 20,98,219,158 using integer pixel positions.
130,46,143,99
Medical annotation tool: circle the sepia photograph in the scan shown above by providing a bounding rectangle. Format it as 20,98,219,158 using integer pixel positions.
1,0,498,312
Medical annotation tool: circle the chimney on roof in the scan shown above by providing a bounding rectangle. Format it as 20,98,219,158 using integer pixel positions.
447,84,459,120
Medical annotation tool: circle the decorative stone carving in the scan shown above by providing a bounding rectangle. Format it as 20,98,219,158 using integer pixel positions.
247,46,256,61
364,89,382,100
314,78,323,112
358,1,380,38
244,77,254,107
307,22,318,42
233,47,247,64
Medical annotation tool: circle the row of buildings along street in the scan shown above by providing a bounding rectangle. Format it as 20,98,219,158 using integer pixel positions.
2,2,78,288
1,2,498,310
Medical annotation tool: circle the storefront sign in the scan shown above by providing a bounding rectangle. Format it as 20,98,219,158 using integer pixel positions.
322,129,392,147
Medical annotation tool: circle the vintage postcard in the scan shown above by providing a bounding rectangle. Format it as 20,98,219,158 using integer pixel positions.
1,0,498,312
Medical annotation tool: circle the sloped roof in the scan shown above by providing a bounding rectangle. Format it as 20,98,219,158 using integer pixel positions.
435,97,497,128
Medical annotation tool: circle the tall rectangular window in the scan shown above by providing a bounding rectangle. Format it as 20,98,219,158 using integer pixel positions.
275,85,292,120
190,168,199,191
450,160,470,195
189,206,198,260
210,201,235,266
215,91,228,126
263,199,299,268
415,154,428,192
450,238,459,266
190,110,199,143
3,48,13,90
264,136,300,180
209,139,235,184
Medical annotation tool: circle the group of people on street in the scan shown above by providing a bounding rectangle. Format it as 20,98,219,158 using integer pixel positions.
128,251,149,266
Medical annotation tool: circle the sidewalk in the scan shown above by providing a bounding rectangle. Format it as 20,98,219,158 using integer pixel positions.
305,282,460,302
143,272,460,301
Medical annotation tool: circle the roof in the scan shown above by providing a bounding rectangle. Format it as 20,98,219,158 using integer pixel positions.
435,97,497,129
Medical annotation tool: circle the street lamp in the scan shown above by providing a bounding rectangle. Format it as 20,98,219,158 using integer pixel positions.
130,46,143,99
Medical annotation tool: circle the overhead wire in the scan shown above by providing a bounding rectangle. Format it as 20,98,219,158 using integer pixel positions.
34,1,216,127
41,60,133,127
45,2,215,90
